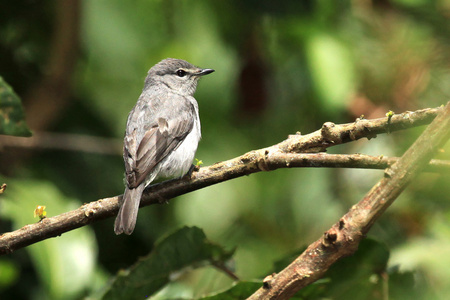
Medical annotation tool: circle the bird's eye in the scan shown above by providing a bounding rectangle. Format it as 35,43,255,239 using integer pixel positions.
176,69,187,77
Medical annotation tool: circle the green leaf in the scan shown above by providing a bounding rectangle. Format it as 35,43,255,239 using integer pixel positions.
1,179,98,299
324,238,390,300
388,266,418,300
0,76,32,137
102,226,234,300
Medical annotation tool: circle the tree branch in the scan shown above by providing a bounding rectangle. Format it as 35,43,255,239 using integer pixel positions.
0,132,122,155
278,107,441,153
0,106,446,255
251,153,450,173
247,103,450,299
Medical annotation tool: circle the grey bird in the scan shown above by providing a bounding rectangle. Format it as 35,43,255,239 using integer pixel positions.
114,58,214,235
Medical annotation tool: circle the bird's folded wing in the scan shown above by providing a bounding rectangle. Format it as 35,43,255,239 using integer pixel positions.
125,103,195,188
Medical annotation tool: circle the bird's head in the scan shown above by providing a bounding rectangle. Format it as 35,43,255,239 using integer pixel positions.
145,58,214,96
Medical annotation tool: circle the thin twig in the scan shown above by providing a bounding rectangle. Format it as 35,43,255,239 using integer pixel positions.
260,153,450,173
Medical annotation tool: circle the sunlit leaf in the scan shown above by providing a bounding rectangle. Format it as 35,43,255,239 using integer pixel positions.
1,179,98,299
33,205,47,220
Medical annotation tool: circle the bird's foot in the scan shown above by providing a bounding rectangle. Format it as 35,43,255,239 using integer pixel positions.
185,163,200,178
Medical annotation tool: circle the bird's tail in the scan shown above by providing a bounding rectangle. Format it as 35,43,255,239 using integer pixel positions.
114,184,145,235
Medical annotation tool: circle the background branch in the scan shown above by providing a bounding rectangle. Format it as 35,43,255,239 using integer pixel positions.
0,132,122,155
247,104,450,299
0,106,446,255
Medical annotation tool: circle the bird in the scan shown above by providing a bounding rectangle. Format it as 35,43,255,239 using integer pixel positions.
114,58,214,235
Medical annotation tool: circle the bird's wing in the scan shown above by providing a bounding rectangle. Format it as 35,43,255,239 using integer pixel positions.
124,97,195,188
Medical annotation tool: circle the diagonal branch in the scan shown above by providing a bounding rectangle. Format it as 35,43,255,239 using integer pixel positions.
247,103,450,299
0,106,446,255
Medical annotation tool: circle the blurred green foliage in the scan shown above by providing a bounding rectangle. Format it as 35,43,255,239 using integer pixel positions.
0,0,449,299
1,180,101,299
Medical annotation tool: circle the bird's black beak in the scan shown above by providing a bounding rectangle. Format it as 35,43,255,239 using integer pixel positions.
197,68,215,76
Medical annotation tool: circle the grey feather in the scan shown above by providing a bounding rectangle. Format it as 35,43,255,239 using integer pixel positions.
114,58,214,235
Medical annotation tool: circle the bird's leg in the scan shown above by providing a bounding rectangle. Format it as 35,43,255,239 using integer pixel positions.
186,164,199,178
